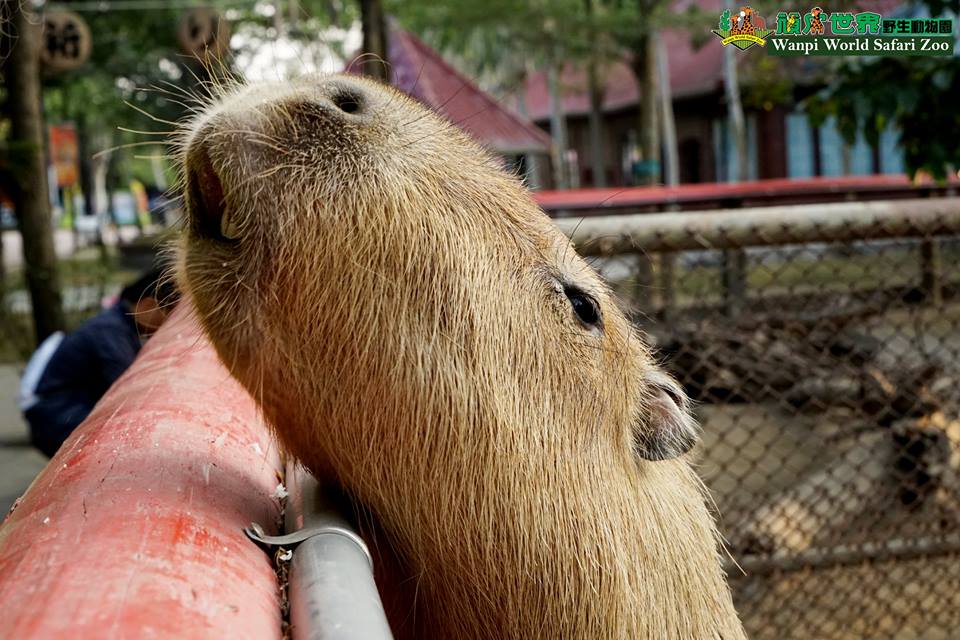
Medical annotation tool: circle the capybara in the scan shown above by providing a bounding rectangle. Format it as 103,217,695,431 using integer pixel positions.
175,73,745,639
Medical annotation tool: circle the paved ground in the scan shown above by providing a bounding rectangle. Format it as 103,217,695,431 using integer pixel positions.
0,365,49,516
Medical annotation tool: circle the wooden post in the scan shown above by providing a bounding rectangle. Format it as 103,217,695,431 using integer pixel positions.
659,252,675,319
722,249,747,316
359,0,389,81
658,203,680,319
920,238,943,306
553,199,960,254
5,1,66,343
634,252,654,314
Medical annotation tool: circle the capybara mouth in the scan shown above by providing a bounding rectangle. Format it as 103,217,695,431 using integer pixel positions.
185,145,238,242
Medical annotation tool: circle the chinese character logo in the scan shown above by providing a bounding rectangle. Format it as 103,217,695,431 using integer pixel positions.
713,7,773,50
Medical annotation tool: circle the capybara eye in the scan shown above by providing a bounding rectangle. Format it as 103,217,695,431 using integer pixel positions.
332,92,361,114
565,285,602,329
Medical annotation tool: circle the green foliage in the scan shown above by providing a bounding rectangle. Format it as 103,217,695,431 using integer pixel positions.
226,0,358,76
806,56,960,180
387,0,676,98
805,0,960,180
11,1,360,193
719,9,731,31
390,0,588,73
35,3,231,189
924,0,960,14
741,56,793,111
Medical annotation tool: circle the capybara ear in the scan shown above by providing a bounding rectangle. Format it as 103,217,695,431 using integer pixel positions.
634,370,699,461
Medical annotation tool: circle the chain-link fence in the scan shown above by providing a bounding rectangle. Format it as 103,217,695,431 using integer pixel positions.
562,198,960,640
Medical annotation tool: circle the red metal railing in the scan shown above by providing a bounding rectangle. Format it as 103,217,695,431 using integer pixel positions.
0,308,283,639
535,175,960,216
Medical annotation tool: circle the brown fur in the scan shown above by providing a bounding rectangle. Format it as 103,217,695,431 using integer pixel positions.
174,73,745,639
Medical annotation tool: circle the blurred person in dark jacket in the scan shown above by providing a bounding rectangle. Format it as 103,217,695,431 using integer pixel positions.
18,268,178,457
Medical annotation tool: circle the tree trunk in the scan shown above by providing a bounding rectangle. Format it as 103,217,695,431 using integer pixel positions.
656,32,678,187
547,62,569,190
150,155,168,191
586,61,606,189
654,33,678,317
721,0,749,314
585,0,607,188
6,1,66,344
75,110,105,250
0,217,6,308
722,0,748,182
272,0,284,32
359,0,389,81
632,30,660,185
76,115,95,219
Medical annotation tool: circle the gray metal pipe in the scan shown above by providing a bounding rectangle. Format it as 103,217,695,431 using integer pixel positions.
285,464,394,640
726,533,960,576
555,197,960,254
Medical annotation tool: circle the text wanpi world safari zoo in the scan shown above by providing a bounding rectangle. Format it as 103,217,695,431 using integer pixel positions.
711,7,955,57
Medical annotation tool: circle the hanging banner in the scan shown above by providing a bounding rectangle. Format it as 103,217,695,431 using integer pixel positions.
49,124,79,188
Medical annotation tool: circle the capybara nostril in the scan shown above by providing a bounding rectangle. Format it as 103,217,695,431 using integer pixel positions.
331,90,362,114
635,370,699,461
186,146,237,242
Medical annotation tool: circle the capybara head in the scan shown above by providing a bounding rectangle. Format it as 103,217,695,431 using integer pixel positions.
175,73,744,639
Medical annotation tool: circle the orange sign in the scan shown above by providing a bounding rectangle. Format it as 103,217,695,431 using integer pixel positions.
49,124,79,188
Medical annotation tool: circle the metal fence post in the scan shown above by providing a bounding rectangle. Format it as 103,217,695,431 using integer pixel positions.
722,248,747,316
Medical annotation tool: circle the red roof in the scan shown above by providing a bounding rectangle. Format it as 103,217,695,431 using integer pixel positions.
347,29,550,154
520,0,909,122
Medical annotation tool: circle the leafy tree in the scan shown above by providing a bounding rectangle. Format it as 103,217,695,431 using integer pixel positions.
805,0,960,179
392,0,593,188
41,2,212,214
806,56,960,180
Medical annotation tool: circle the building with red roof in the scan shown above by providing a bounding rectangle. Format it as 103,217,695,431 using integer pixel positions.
347,27,552,188
515,0,912,187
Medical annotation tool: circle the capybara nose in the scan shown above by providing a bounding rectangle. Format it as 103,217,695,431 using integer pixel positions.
326,87,363,115
635,371,699,461
185,143,235,242
298,81,367,120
